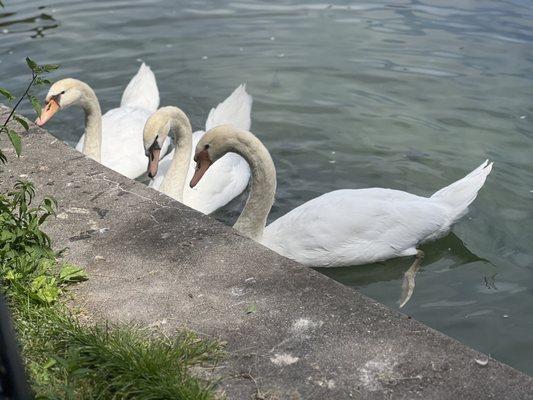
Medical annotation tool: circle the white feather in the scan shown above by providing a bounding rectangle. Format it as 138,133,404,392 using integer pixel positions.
205,84,252,131
431,160,493,220
120,62,160,112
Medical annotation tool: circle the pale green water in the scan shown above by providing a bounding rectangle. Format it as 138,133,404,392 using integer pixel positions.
1,0,532,374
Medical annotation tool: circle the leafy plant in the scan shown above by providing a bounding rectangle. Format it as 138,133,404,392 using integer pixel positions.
0,180,86,304
0,57,58,163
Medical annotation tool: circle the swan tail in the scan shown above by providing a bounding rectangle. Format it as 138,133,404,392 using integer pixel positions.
120,62,160,112
431,159,493,220
205,84,253,132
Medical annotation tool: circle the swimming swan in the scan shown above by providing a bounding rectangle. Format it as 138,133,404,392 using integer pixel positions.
190,125,493,307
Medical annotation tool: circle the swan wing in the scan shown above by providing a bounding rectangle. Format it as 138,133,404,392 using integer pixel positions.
75,104,170,179
120,63,160,113
91,106,153,179
205,84,252,132
262,189,449,267
75,135,84,152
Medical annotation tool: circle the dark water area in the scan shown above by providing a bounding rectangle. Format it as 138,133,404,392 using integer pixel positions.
1,0,532,374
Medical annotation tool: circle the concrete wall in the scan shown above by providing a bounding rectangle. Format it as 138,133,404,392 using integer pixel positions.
1,105,532,399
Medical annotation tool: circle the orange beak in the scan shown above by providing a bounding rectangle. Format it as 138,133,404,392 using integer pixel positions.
147,148,161,178
35,98,60,126
190,149,212,188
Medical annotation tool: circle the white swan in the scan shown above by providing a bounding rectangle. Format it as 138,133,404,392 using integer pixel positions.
36,63,170,179
189,125,493,306
143,85,252,214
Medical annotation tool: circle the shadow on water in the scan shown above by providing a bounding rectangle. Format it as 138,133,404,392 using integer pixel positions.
316,232,485,289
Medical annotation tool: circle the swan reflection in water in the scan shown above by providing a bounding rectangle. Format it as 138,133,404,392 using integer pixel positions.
318,232,487,292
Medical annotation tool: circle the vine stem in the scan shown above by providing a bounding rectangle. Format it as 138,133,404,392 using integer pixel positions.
2,72,37,128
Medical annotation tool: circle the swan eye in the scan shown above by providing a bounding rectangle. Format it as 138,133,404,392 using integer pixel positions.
60,90,65,95
204,144,209,149
146,136,161,157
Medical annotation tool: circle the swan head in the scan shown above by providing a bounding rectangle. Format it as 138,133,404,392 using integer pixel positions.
36,78,85,126
190,124,238,188
143,109,171,178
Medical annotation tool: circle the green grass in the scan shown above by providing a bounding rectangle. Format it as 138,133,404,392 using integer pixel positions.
2,181,224,399
13,300,223,399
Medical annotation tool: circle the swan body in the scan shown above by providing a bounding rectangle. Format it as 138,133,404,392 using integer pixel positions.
74,105,155,178
266,161,493,267
147,85,252,214
37,63,169,179
190,126,493,269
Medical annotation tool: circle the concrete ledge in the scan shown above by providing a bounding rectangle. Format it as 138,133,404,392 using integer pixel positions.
2,105,532,399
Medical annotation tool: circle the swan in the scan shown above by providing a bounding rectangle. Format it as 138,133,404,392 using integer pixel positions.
189,125,493,307
143,85,252,214
35,63,170,179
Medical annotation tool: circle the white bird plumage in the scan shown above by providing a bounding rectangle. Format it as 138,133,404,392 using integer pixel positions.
262,160,493,267
147,85,252,214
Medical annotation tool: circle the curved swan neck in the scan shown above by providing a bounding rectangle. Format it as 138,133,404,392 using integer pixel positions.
158,107,193,201
211,127,276,240
77,82,102,162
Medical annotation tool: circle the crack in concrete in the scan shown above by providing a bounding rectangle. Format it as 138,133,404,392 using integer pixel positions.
88,174,180,211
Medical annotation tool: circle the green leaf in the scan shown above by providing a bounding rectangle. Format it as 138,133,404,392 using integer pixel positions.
26,57,38,73
59,263,88,283
0,87,14,101
30,275,47,291
43,358,57,369
35,77,51,86
28,94,42,118
5,269,16,281
7,129,22,156
36,284,60,304
13,115,29,131
42,64,59,72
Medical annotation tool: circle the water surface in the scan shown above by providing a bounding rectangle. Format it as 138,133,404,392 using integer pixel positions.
1,0,532,374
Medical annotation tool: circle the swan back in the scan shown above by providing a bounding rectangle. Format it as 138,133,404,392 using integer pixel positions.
261,189,450,267
205,84,252,131
120,62,160,112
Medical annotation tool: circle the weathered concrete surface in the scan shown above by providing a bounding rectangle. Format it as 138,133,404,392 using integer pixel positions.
1,105,532,399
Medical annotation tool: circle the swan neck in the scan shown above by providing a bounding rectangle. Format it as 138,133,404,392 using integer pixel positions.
232,132,276,240
159,110,193,201
80,85,102,162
